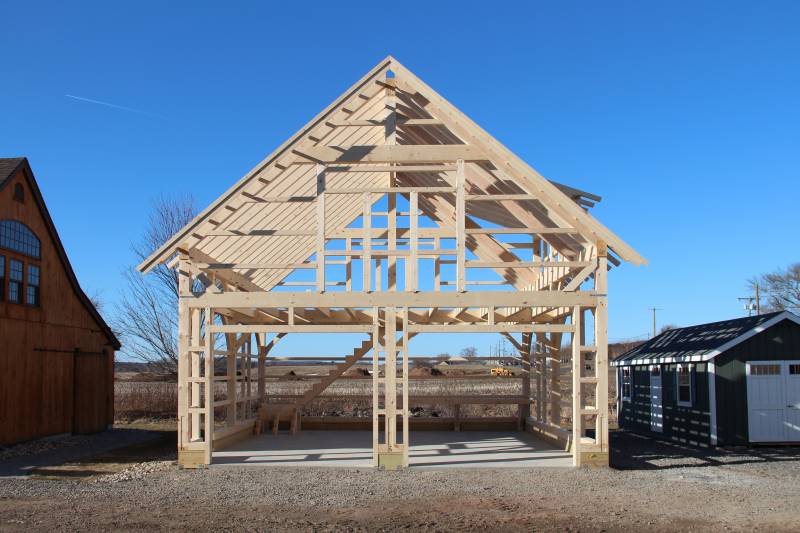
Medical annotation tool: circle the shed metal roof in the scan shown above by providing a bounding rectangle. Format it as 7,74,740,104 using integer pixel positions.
612,311,800,366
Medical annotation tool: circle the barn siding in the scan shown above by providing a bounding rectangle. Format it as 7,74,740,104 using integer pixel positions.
0,164,115,445
619,366,651,432
619,364,712,446
714,319,800,445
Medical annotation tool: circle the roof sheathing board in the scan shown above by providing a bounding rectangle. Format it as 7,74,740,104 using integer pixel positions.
139,56,644,281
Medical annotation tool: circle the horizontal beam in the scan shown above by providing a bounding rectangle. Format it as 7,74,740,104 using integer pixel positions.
208,324,373,333
187,290,600,309
466,194,538,201
197,262,317,270
203,229,315,237
464,227,577,235
406,324,575,333
326,118,445,127
466,261,593,269
326,164,456,173
293,144,486,164
326,186,455,194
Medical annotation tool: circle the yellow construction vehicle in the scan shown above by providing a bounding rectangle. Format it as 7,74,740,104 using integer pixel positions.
490,366,512,377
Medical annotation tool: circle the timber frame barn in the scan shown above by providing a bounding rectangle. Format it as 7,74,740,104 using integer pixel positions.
138,57,645,468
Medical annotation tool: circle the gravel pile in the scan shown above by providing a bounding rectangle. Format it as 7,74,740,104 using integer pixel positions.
92,460,174,483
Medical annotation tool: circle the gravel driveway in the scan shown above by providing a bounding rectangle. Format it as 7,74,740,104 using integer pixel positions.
1,430,799,532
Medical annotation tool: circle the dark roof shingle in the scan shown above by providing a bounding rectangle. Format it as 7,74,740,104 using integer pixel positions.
612,311,797,366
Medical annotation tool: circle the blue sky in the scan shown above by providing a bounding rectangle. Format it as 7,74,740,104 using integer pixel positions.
1,1,799,357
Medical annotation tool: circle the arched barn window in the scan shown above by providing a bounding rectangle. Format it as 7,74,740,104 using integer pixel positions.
0,220,41,258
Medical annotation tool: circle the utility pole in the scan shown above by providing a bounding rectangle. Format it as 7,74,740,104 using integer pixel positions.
649,307,662,338
738,283,761,317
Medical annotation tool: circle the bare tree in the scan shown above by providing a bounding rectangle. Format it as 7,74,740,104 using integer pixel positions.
436,352,450,364
750,263,800,313
113,196,198,374
460,346,478,361
659,324,678,334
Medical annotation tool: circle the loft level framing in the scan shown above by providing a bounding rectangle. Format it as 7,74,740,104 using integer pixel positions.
139,56,644,469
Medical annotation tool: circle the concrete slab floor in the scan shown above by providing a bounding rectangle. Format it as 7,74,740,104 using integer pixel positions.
212,431,572,468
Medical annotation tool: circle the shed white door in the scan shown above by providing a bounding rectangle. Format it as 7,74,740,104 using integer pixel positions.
786,362,800,441
650,366,663,433
746,361,800,442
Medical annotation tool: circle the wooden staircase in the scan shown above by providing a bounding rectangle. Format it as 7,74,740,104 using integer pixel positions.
257,337,374,434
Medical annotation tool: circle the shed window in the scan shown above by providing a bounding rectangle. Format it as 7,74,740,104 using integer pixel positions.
789,364,800,375
13,183,24,203
8,259,22,303
0,220,40,258
621,367,632,401
677,364,693,407
750,364,781,376
26,264,40,306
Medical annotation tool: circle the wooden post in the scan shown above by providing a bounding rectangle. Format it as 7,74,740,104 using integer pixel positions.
535,333,544,421
385,307,397,451
316,163,326,292
190,308,201,441
203,307,214,465
524,333,533,425
409,191,418,292
549,330,563,426
345,238,353,291
388,192,397,291
363,193,372,292
177,257,191,454
595,243,609,457
372,307,380,466
257,334,265,407
455,159,466,292
402,307,410,466
571,305,582,467
224,325,237,427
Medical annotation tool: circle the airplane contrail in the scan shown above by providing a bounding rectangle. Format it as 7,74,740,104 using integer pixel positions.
65,94,164,118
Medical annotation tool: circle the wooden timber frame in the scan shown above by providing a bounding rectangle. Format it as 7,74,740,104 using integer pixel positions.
138,56,644,469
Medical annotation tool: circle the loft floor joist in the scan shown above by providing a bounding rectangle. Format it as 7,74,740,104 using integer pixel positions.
138,56,644,469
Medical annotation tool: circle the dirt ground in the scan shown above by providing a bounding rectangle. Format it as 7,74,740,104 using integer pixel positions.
2,426,800,532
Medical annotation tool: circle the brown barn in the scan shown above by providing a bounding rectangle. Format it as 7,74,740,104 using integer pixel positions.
0,157,120,445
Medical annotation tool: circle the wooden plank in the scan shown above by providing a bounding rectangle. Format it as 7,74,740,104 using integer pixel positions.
327,164,456,173
571,306,582,467
177,258,191,449
363,192,371,292
203,308,214,465
465,194,539,201
465,227,577,235
409,192,418,292
208,324,374,334
293,144,486,164
407,324,575,333
455,159,466,292
466,261,592,269
316,164,326,292
326,186,454,194
189,290,600,309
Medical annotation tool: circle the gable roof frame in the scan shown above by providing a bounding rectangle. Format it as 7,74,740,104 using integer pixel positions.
138,56,645,280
